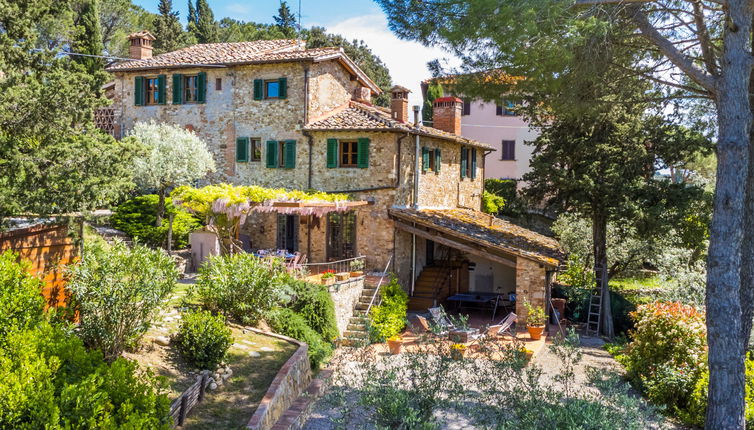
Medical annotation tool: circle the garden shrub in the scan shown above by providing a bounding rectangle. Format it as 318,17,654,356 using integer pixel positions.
369,277,409,342
111,194,201,249
482,191,506,215
0,251,45,346
67,240,178,360
192,253,292,325
175,310,232,370
267,308,332,369
484,178,525,217
288,280,339,342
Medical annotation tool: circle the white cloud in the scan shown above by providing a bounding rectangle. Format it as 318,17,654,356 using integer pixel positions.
324,14,460,111
225,3,252,18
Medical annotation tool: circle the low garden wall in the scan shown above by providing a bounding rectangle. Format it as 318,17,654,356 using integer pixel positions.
246,328,312,430
328,276,365,335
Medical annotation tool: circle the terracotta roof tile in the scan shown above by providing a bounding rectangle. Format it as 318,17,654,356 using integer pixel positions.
389,208,565,267
304,101,495,150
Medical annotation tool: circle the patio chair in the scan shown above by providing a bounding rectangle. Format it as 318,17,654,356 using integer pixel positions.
416,315,448,336
428,306,455,331
489,312,518,338
286,252,304,271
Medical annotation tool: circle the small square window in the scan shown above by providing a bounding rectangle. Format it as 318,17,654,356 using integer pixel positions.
183,75,198,103
215,78,222,91
265,80,280,99
340,141,358,167
251,138,261,162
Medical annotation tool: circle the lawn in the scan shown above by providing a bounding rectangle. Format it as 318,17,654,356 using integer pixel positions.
125,280,298,428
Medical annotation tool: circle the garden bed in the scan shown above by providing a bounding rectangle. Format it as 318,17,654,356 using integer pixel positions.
124,283,298,428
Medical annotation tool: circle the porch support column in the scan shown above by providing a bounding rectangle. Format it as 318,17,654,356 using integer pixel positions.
515,258,547,328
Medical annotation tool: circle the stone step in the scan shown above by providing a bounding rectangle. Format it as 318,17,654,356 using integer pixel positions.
343,330,368,339
347,322,367,331
355,303,370,310
340,337,370,347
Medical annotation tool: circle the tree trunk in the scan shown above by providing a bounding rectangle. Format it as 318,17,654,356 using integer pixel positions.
741,15,754,368
592,213,614,338
706,1,752,426
156,187,166,227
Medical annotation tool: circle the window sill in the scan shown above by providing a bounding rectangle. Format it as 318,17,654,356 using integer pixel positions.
500,159,517,162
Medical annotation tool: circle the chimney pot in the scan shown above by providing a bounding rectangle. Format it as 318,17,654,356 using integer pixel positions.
432,96,463,135
128,30,156,60
390,85,411,123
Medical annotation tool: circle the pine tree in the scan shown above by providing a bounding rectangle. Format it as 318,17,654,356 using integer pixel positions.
73,0,105,79
273,1,297,37
422,82,443,125
188,0,218,43
152,0,187,54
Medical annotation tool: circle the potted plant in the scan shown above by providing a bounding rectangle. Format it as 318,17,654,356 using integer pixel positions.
524,300,546,340
350,259,365,277
387,335,403,354
320,270,336,286
336,271,350,282
450,343,467,360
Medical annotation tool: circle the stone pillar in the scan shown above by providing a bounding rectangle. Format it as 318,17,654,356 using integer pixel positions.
515,257,547,326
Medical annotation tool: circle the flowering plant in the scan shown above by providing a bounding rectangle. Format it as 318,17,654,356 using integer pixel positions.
321,270,336,279
451,343,467,351
387,335,403,342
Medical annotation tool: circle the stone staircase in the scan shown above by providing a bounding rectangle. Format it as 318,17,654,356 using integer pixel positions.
407,266,452,311
340,285,379,347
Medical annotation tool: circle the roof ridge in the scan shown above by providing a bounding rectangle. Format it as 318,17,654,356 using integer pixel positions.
349,100,404,129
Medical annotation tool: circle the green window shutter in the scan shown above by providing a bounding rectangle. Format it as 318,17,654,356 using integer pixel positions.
134,76,144,106
278,77,287,99
254,79,263,100
326,138,338,168
236,137,249,162
422,147,429,173
435,149,441,172
284,140,296,168
470,148,478,179
197,72,207,103
157,74,166,104
357,138,370,168
172,74,183,104
460,147,467,179
266,140,278,168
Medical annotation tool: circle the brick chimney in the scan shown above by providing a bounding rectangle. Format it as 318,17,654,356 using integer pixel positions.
390,85,411,123
352,86,372,104
128,30,156,60
432,96,462,135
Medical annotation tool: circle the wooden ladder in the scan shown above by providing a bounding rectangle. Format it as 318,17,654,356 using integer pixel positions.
585,265,606,337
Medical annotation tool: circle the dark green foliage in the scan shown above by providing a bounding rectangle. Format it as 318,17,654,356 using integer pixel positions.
152,0,190,54
192,253,292,325
273,1,297,37
110,194,202,249
0,322,171,429
68,240,178,360
369,277,409,342
267,308,333,369
288,280,339,343
422,81,443,124
187,0,218,43
484,179,526,217
175,310,232,370
0,251,45,347
72,0,106,80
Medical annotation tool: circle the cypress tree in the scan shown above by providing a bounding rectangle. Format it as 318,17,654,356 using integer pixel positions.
189,0,218,43
273,1,297,37
152,0,187,54
73,0,105,79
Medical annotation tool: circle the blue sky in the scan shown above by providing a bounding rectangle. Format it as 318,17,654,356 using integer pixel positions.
132,0,459,107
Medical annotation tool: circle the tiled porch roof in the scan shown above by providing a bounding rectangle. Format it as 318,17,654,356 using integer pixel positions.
389,208,565,267
304,101,495,150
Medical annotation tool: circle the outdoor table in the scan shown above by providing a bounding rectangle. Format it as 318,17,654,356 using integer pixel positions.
446,292,503,319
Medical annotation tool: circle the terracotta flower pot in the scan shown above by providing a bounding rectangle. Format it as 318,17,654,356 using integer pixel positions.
451,348,466,360
527,325,544,340
336,272,350,281
387,339,403,354
321,277,335,286
350,271,364,278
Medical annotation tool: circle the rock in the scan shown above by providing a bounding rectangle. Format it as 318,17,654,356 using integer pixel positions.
225,367,232,375
163,316,174,322
232,343,248,350
260,346,273,352
217,367,225,374
212,373,220,380
248,351,261,358
154,336,170,346
209,382,218,390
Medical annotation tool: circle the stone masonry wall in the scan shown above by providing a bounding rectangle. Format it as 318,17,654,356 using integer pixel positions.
328,276,365,335
515,257,547,326
415,136,483,210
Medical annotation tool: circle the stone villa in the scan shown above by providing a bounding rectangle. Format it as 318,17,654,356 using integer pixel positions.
105,31,564,323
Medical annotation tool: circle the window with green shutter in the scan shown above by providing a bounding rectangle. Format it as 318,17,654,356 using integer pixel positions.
326,138,338,168
278,77,287,99
357,138,369,168
172,74,183,104
134,76,144,106
253,79,263,100
197,72,207,103
157,75,166,105
266,140,278,168
283,140,296,168
460,147,468,179
470,148,477,179
422,147,430,173
236,137,249,162
434,149,441,173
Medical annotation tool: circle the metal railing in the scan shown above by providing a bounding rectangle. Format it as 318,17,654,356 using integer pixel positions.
300,255,366,276
365,255,393,316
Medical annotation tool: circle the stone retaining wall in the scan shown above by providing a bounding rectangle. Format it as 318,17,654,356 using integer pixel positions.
246,328,312,430
328,276,365,335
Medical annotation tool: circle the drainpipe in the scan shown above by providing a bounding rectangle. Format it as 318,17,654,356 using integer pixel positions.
411,105,420,296
303,130,314,189
303,67,312,190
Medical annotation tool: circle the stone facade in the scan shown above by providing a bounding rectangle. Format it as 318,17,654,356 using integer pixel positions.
515,257,547,325
327,277,365,335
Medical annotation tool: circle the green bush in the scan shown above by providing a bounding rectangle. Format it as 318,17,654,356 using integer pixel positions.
0,251,45,346
67,240,178,360
369,277,409,342
680,357,754,426
267,308,333,369
0,322,171,429
192,253,292,325
482,191,506,214
484,178,525,217
289,280,339,342
111,194,201,249
175,310,232,370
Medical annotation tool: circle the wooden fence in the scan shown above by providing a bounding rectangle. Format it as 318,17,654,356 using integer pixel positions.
170,372,211,427
0,223,77,308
